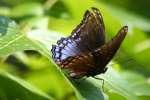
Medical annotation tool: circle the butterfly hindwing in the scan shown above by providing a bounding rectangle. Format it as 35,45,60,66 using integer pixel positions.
59,52,96,78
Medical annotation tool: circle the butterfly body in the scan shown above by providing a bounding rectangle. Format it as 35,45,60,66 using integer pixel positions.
51,7,128,78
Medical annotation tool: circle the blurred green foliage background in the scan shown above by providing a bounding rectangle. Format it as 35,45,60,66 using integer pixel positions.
0,0,150,100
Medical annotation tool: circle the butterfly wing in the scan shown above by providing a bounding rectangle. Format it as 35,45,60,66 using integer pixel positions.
53,26,127,78
92,26,128,71
51,8,105,63
51,37,83,62
70,7,105,51
59,52,96,78
51,7,128,78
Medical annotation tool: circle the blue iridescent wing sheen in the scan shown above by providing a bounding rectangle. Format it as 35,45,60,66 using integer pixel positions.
56,26,128,78
51,8,105,62
51,38,81,62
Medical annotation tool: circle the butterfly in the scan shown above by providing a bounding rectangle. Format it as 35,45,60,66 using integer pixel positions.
51,7,128,79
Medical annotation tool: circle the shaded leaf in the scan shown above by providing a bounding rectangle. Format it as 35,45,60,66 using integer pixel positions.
0,70,52,100
101,67,139,100
10,2,44,17
121,71,150,96
70,78,105,100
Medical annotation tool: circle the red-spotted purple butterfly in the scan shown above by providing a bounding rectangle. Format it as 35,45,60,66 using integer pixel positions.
51,7,128,78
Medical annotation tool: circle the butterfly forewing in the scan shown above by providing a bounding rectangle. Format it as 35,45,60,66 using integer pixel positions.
51,8,106,62
70,8,105,51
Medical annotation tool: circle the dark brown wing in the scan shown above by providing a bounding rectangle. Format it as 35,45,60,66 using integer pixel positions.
51,8,105,63
59,52,96,78
56,26,127,78
70,7,105,51
92,26,128,71
51,7,128,78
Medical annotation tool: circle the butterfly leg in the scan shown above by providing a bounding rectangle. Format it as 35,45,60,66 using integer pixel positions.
93,76,105,92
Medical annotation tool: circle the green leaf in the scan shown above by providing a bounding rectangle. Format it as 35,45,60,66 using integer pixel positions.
0,16,33,55
0,15,74,100
0,88,7,100
0,7,10,16
0,15,55,100
101,67,139,100
0,70,52,100
107,92,127,100
70,78,105,100
1,2,150,100
10,2,44,17
0,16,55,57
121,71,150,96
